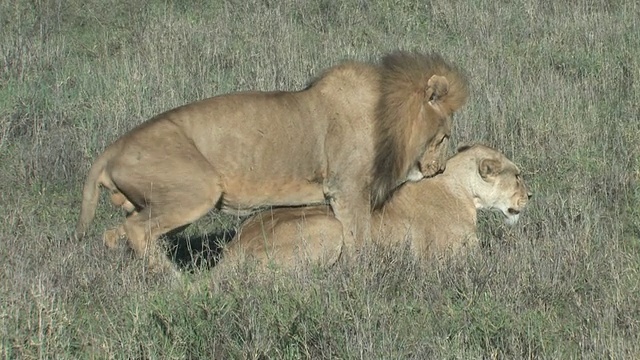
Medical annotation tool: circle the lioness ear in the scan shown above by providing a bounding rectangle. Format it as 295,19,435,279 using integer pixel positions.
426,75,449,103
479,158,502,180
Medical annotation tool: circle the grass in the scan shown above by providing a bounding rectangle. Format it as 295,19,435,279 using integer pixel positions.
1,0,639,358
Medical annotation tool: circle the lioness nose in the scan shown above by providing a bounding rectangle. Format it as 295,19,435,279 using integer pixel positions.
527,192,533,200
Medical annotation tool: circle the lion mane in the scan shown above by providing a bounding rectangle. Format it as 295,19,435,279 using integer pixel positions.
372,52,469,209
74,50,469,273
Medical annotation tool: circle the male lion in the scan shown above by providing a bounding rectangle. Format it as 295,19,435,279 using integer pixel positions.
218,144,532,269
74,51,469,272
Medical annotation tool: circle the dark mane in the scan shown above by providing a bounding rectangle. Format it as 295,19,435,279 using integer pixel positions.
370,51,469,209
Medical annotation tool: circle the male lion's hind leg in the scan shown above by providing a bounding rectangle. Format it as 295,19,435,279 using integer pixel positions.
108,138,222,275
123,188,220,274
102,192,138,249
115,175,221,274
103,225,126,249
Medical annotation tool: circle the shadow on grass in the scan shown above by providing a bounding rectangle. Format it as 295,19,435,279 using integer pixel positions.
162,226,237,272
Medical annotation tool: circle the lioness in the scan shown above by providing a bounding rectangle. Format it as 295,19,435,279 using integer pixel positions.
219,144,532,268
74,51,469,272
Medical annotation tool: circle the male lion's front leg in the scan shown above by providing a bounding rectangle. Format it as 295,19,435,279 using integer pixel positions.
329,194,372,258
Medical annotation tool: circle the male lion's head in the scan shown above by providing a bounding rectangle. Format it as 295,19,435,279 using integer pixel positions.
372,51,469,209
456,144,532,225
414,74,457,178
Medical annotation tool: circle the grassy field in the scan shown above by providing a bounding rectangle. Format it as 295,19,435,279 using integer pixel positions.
1,0,639,358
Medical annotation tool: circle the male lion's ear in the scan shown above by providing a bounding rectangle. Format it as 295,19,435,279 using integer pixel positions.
426,75,449,103
479,158,502,180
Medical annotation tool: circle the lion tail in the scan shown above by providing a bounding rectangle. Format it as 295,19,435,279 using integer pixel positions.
73,146,115,241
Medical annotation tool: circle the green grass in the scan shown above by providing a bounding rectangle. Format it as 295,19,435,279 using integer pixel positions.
1,0,639,358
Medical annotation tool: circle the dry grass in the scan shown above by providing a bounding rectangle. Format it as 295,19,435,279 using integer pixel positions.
1,0,639,358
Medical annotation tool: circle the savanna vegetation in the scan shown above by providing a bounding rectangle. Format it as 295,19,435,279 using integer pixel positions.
1,0,638,358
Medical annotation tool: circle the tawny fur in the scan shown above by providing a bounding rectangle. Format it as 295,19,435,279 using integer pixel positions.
219,144,531,270
74,51,469,273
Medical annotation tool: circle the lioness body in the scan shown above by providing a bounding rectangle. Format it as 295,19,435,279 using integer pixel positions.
220,144,531,268
74,52,469,272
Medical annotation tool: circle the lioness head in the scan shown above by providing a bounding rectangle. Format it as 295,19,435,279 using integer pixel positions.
458,144,532,225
